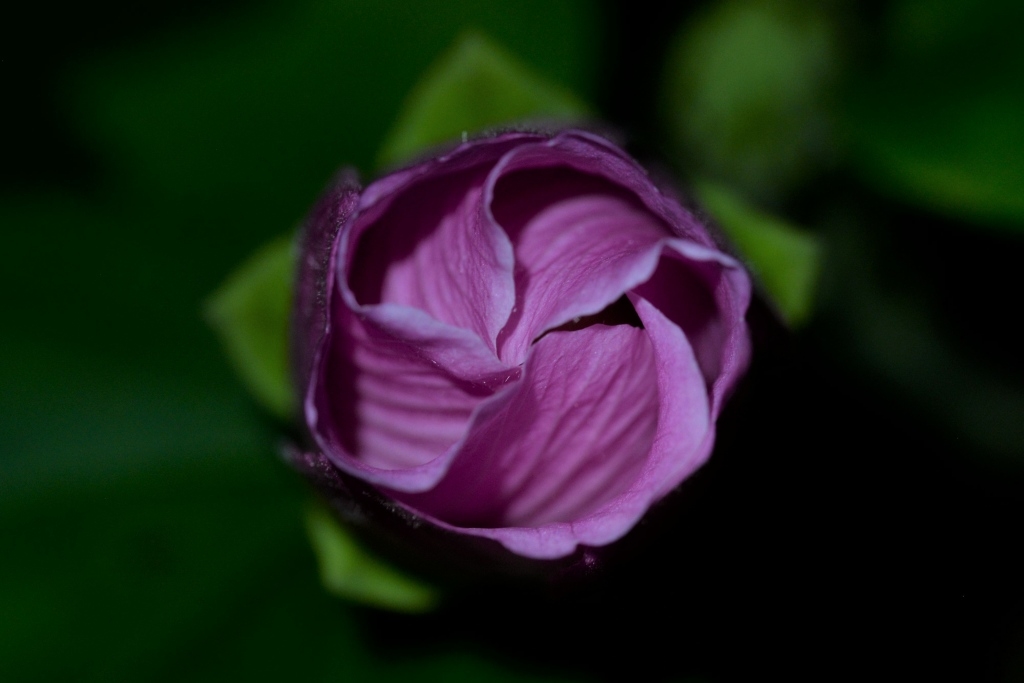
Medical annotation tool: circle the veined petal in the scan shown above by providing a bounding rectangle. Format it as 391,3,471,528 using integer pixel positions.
394,324,659,551
292,128,754,564
626,294,714,497
306,136,546,492
487,162,667,362
343,135,537,352
496,130,717,247
631,239,752,413
307,297,517,494
460,294,713,560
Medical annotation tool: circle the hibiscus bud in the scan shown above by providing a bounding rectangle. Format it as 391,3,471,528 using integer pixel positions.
289,130,752,564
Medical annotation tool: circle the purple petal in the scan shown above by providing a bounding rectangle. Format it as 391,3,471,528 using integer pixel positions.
626,294,714,496
343,135,541,352
456,294,713,560
307,299,516,493
302,136,537,492
486,158,668,363
293,129,754,563
631,239,752,414
498,131,717,247
393,324,660,559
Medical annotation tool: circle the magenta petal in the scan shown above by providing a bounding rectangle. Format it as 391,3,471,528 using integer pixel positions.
292,129,754,564
456,294,713,560
343,136,539,352
492,186,666,363
626,294,714,495
394,324,660,559
497,131,717,247
306,298,516,495
632,239,752,414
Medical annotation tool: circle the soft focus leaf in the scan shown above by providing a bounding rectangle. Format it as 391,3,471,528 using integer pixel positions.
661,0,839,201
846,83,1024,229
843,92,1024,229
0,342,269,508
0,409,303,681
696,181,821,326
845,0,1024,228
305,504,439,613
205,235,295,419
70,0,599,199
376,32,590,169
0,195,277,506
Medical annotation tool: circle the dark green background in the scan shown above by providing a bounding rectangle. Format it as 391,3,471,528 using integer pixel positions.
2,1,1022,680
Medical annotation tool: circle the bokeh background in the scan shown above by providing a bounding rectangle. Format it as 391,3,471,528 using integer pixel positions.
2,0,1023,680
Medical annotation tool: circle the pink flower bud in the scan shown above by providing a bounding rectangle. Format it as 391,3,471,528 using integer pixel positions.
292,130,751,561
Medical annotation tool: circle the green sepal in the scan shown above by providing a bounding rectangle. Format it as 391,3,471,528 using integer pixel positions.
205,235,295,419
305,503,440,613
376,31,590,170
695,180,822,327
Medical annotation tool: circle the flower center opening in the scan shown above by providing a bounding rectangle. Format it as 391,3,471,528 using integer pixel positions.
537,294,643,344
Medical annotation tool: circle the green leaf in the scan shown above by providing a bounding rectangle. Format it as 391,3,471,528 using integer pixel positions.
844,0,1024,228
376,31,590,169
305,503,440,614
205,235,295,419
695,181,822,326
846,86,1024,229
70,0,600,200
661,0,839,201
0,427,304,681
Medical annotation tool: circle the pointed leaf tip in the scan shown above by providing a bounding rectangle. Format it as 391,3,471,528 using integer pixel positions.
696,180,822,326
205,235,296,419
305,503,440,613
376,30,590,170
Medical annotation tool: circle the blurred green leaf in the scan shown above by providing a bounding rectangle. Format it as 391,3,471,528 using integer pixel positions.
305,504,440,614
70,0,599,201
0,341,269,509
845,0,1024,228
696,181,822,326
206,235,295,419
661,0,839,201
0,436,304,682
377,31,590,169
846,89,1024,229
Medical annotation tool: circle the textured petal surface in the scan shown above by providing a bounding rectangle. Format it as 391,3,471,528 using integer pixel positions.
503,131,716,246
395,324,659,546
307,300,515,493
626,294,713,497
304,135,541,492
344,136,537,351
487,160,668,363
440,297,709,560
294,129,754,562
632,239,752,413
